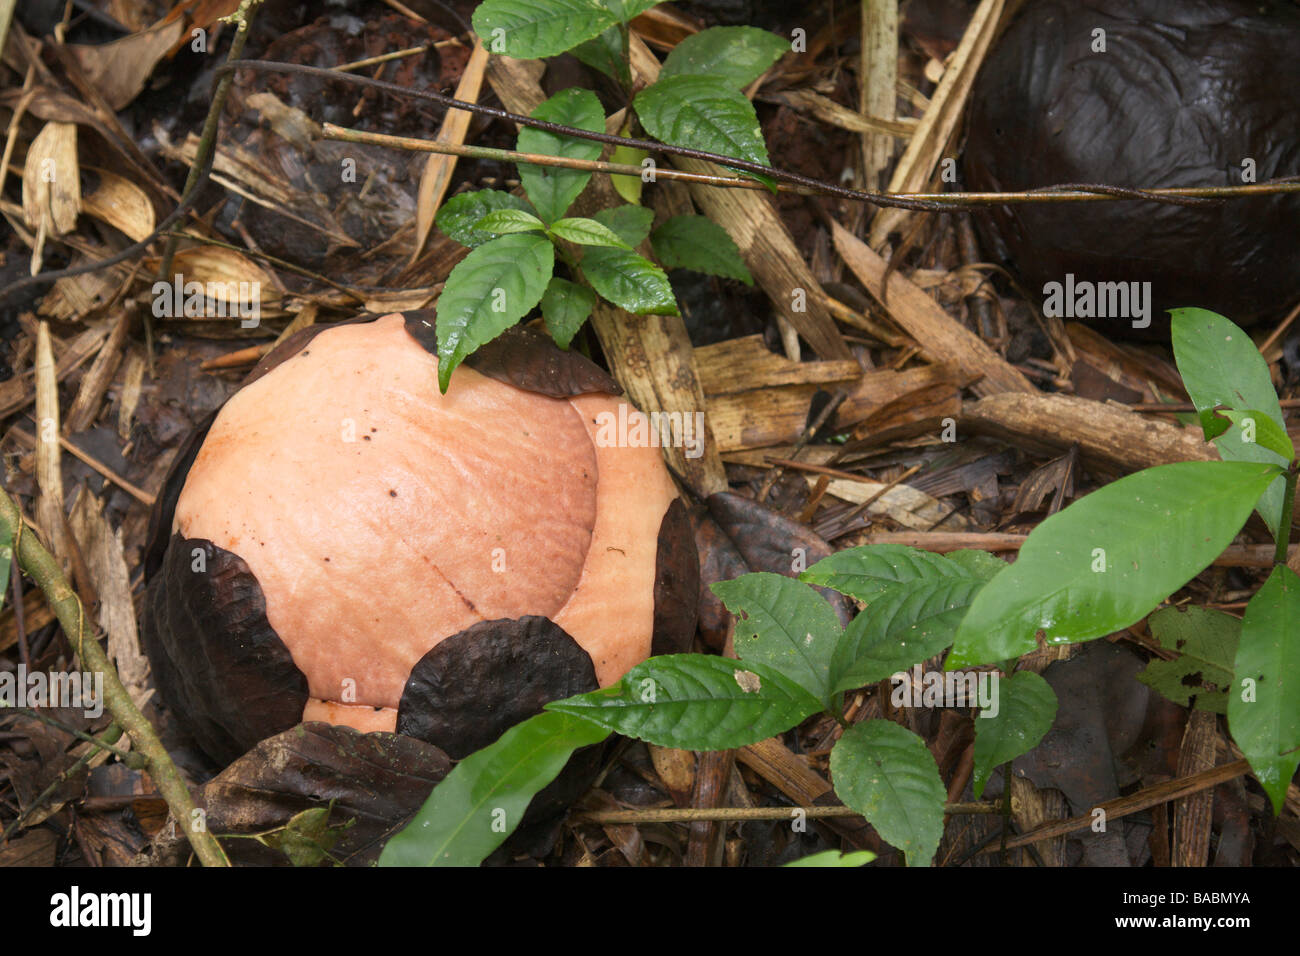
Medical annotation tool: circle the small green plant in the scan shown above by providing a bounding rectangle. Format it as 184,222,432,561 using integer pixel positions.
432,1,782,390
379,307,1298,867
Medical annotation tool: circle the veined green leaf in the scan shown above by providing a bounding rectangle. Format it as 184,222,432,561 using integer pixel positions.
474,208,545,234
948,460,1281,667
547,654,823,750
1171,308,1289,536
581,246,677,315
435,233,553,391
1138,606,1240,714
1216,408,1295,462
571,25,628,84
436,190,536,247
659,26,789,88
634,76,773,187
801,543,972,604
651,215,752,284
1229,565,1300,815
540,277,595,348
712,572,842,706
472,0,616,59
831,720,946,867
831,577,985,694
601,0,661,20
593,204,654,246
538,274,595,348
971,671,1057,799
943,549,1008,582
378,711,610,866
517,89,605,224
549,217,632,248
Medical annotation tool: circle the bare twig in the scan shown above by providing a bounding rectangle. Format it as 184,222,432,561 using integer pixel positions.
572,801,1006,825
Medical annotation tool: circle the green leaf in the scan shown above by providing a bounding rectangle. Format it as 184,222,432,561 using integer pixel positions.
712,572,843,706
947,460,1281,668
474,208,545,234
472,0,616,59
263,805,353,867
436,190,536,247
593,204,654,246
659,26,789,88
650,215,752,284
943,549,1007,582
571,25,629,84
634,76,772,186
435,233,554,391
549,217,632,248
1216,408,1296,462
1229,565,1300,815
0,519,11,616
1171,308,1289,536
540,277,595,349
378,711,610,866
547,654,823,750
784,849,876,867
1138,606,1240,714
610,144,647,203
580,246,678,315
601,0,661,20
830,720,946,867
517,89,605,224
971,672,1057,799
801,543,972,604
831,578,985,693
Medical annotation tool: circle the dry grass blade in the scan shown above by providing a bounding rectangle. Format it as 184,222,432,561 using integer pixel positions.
859,0,900,187
833,219,1034,396
33,322,67,563
867,0,1004,247
64,310,132,433
68,490,150,705
411,40,488,264
1172,710,1217,867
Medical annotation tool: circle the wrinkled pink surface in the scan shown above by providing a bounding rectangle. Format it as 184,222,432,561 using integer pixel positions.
175,315,676,726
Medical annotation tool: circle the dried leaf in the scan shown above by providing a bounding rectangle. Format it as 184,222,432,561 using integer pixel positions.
67,20,185,110
80,165,155,241
22,121,80,236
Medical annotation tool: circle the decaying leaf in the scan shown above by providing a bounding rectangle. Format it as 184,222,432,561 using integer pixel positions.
66,20,185,111
22,121,80,236
79,166,156,242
